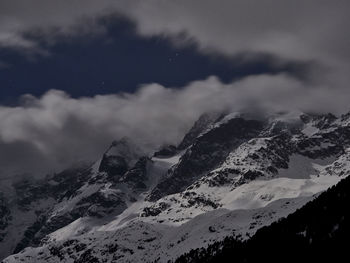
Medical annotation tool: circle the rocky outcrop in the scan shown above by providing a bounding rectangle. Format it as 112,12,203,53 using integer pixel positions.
147,118,263,201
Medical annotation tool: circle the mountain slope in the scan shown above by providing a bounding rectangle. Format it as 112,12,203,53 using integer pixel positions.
1,110,350,262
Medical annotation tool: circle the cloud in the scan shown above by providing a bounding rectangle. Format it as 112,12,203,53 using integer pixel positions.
0,0,119,51
0,74,348,178
1,1,349,61
0,1,349,178
0,1,348,93
117,0,350,90
119,1,350,59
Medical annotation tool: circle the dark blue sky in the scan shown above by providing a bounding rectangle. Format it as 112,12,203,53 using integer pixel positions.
0,16,309,104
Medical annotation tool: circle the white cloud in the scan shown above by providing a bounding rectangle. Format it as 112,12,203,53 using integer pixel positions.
0,74,348,177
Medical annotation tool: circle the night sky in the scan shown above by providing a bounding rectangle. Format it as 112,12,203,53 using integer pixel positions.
0,16,307,104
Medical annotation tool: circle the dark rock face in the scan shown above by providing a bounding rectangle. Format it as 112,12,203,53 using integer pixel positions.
13,166,92,212
98,138,143,183
49,166,93,202
13,180,51,210
178,112,222,150
258,133,294,169
154,145,177,158
141,202,171,217
209,131,295,188
0,194,11,242
313,113,337,129
297,125,350,159
13,214,48,253
148,118,264,201
185,195,220,209
98,154,128,181
12,166,95,254
300,113,337,128
77,191,127,218
121,157,151,190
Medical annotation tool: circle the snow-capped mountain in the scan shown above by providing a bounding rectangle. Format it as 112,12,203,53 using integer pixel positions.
1,110,350,262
